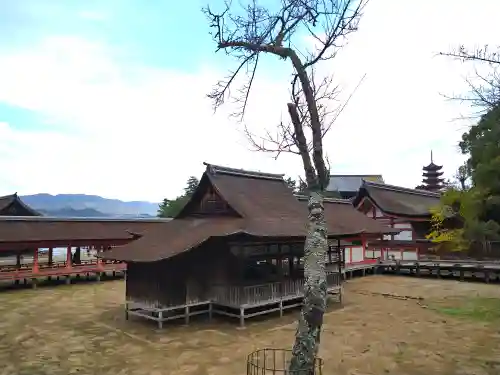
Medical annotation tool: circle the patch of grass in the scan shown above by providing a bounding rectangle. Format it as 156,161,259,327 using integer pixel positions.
432,297,500,322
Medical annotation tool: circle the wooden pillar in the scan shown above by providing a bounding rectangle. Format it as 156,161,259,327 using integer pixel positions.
66,247,72,269
337,239,342,267
33,248,39,273
361,234,367,261
185,306,190,325
277,256,283,280
288,256,294,277
48,248,53,266
239,307,245,328
16,253,21,270
390,218,395,240
97,246,104,272
74,247,81,265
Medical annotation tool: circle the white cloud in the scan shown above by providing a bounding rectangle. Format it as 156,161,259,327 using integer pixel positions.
0,0,499,202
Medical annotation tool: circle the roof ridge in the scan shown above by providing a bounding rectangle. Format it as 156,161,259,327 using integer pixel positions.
0,216,173,222
295,194,351,204
204,162,285,181
330,174,383,178
0,193,16,200
362,180,441,198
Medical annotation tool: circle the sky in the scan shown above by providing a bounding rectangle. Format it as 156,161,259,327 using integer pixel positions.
0,0,498,203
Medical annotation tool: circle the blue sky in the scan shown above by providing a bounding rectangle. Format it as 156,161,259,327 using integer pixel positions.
0,0,498,201
0,0,214,68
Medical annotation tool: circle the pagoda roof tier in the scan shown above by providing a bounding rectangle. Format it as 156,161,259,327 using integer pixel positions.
423,162,443,171
422,171,444,178
422,178,444,184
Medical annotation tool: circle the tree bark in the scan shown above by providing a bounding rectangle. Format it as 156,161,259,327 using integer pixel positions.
289,190,328,374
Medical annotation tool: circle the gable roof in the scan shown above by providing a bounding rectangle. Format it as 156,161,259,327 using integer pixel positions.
327,175,384,193
176,163,301,219
352,180,441,218
0,193,42,216
103,163,397,262
295,195,399,236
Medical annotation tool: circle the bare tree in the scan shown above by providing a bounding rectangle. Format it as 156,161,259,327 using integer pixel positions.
440,45,500,114
203,0,366,372
455,162,471,191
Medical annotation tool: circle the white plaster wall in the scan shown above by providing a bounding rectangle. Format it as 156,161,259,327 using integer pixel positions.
388,250,402,260
344,248,350,263
402,250,418,260
351,247,364,263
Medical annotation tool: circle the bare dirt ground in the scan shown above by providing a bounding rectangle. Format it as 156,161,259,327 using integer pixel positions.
0,276,499,375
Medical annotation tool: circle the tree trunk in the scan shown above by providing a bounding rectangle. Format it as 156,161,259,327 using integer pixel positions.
289,190,328,374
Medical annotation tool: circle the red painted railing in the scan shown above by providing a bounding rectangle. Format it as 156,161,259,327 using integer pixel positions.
0,260,126,281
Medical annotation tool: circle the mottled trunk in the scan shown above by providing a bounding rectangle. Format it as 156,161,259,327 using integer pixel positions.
289,190,327,374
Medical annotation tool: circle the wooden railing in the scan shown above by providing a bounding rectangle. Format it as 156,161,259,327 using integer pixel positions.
211,279,303,307
211,271,341,307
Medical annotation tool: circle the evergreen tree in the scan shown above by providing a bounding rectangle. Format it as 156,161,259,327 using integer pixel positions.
428,104,500,250
157,176,200,218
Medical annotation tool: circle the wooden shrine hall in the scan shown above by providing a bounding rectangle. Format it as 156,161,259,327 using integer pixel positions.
103,163,397,328
353,180,441,260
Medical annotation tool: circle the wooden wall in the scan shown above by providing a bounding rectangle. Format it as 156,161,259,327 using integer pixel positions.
126,239,241,308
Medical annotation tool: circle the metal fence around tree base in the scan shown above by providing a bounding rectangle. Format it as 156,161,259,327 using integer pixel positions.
247,348,323,375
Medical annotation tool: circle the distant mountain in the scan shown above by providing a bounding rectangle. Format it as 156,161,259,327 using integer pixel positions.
38,207,110,218
21,194,159,217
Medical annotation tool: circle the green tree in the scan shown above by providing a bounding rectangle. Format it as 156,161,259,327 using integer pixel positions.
184,176,200,196
157,176,200,218
427,104,500,250
284,177,297,192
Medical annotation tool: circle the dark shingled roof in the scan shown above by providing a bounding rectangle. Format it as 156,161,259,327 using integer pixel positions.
0,217,170,248
0,193,42,216
327,175,384,193
103,163,397,262
352,180,441,218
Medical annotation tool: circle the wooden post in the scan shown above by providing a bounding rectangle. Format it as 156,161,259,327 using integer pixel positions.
66,247,72,269
74,247,81,265
32,248,39,274
125,303,129,320
185,305,190,325
239,307,245,328
48,248,53,266
16,253,21,270
361,234,367,261
97,246,104,271
158,311,163,329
